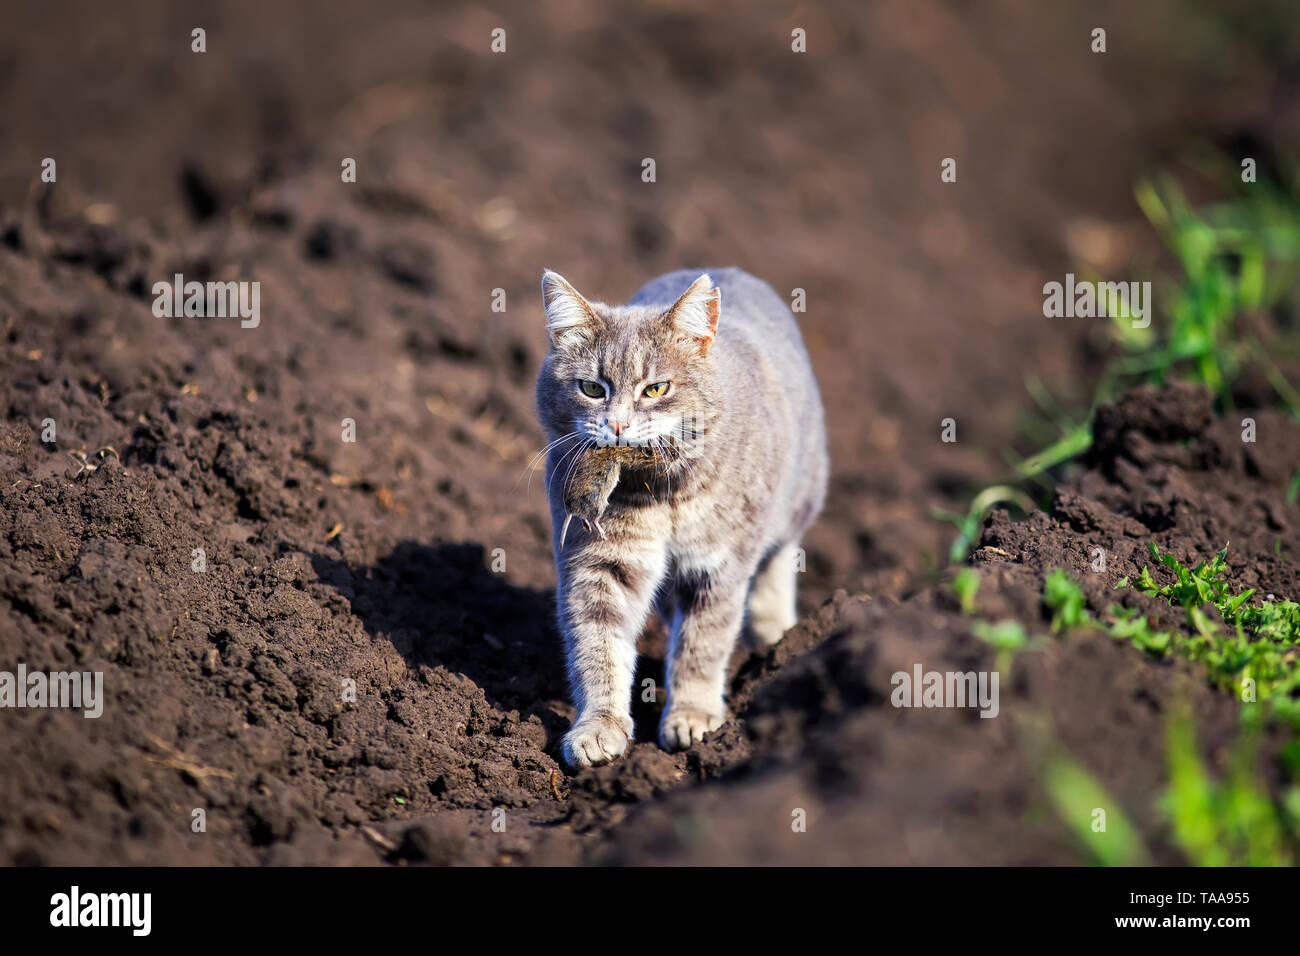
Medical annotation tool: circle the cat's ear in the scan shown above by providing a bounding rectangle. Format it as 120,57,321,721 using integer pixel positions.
665,273,721,356
541,269,597,347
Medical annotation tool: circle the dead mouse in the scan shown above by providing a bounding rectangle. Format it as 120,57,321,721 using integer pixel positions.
559,443,657,547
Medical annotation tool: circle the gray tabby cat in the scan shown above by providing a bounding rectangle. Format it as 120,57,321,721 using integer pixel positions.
535,267,828,767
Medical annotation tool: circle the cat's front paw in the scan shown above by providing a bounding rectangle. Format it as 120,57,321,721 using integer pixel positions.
659,707,724,752
563,711,632,768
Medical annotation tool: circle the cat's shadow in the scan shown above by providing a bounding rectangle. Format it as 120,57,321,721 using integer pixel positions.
309,542,568,721
309,541,670,745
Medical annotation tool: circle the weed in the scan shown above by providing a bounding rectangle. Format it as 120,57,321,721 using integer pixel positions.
1163,707,1292,866
971,619,1041,675
1016,712,1151,866
933,486,1035,564
1043,569,1091,633
1041,752,1151,867
1042,558,1300,864
944,161,1300,561
952,568,981,614
1115,543,1300,725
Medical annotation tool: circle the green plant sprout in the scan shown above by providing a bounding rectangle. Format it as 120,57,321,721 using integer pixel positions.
951,567,981,614
1114,544,1300,727
944,159,1300,561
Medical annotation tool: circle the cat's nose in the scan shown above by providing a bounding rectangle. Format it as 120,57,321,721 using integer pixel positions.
611,422,630,436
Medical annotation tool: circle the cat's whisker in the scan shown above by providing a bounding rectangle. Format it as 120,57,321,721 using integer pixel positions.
666,437,699,488
664,442,678,499
522,435,572,479
653,436,672,501
649,435,680,493
677,436,719,479
647,437,663,484
548,437,592,498
521,423,587,479
669,439,698,491
558,437,596,500
692,448,719,479
519,430,584,492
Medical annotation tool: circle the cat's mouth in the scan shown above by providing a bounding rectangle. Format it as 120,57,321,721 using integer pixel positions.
577,442,661,471
591,438,685,466
587,422,699,451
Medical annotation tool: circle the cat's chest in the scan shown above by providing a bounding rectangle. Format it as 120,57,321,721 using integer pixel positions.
603,462,738,560
661,489,737,562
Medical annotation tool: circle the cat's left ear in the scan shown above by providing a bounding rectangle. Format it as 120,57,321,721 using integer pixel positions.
666,273,721,356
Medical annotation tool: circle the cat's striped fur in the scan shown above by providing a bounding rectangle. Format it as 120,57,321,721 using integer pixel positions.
536,268,828,767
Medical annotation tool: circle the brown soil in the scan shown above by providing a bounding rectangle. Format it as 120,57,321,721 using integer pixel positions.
1,0,1298,865
587,382,1300,866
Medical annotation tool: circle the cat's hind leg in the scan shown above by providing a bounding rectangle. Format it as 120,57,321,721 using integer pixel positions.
744,541,800,651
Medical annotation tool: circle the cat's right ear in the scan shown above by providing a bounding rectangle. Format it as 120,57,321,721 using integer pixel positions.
541,270,596,348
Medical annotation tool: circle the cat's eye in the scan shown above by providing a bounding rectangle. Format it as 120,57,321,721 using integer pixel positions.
578,380,606,399
642,381,669,399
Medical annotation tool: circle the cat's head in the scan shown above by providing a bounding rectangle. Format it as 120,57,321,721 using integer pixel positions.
535,270,722,452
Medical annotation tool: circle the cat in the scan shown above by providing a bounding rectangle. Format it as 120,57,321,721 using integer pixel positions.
535,267,828,767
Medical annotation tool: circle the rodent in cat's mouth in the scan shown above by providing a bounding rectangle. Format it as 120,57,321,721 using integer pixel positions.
558,443,662,547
